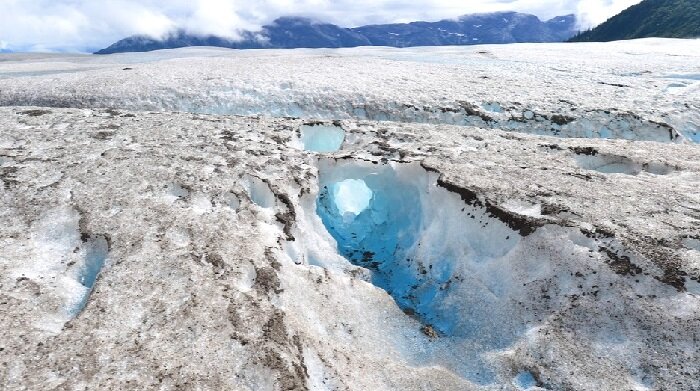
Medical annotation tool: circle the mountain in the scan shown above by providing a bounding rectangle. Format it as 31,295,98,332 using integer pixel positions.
570,0,700,42
97,17,372,54
354,12,575,47
96,12,576,54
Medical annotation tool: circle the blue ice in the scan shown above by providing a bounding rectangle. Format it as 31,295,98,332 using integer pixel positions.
70,236,109,316
316,165,463,335
514,371,538,389
315,162,525,384
301,124,345,152
80,238,108,288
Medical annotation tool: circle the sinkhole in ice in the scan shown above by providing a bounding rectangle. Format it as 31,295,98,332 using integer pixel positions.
314,159,533,382
70,235,109,316
574,153,674,176
575,154,643,175
299,124,345,152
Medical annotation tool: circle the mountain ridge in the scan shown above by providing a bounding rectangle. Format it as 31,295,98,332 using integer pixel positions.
96,12,576,54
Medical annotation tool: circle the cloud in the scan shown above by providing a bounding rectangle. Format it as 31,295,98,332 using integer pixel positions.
576,0,643,27
0,0,643,52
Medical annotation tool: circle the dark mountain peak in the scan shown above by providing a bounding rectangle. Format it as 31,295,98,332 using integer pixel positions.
96,11,578,55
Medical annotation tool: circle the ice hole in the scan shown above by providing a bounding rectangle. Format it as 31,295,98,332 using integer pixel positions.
300,124,345,152
314,159,527,383
574,153,675,176
332,179,373,218
575,153,642,175
70,235,109,316
164,183,190,202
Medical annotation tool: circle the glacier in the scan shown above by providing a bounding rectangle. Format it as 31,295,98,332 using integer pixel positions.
0,39,698,143
0,39,699,391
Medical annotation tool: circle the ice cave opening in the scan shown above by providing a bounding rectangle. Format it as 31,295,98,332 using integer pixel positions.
314,159,540,383
331,179,373,219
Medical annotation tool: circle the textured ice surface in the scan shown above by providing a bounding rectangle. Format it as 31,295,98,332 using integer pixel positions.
0,39,698,143
1,40,700,391
0,207,110,331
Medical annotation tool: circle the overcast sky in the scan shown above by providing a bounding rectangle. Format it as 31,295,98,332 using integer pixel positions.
0,0,643,52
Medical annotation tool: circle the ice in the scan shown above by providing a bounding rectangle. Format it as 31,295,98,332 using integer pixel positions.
574,153,675,176
331,179,373,217
300,124,345,152
222,191,241,210
244,175,276,209
575,153,643,175
501,199,542,217
71,235,109,316
164,182,190,202
78,236,109,289
301,156,699,386
482,102,502,113
6,207,111,329
683,237,700,252
314,159,529,382
513,371,537,389
0,39,697,143
1,40,699,390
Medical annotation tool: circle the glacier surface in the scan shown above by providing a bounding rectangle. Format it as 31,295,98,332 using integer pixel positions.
0,39,699,391
0,39,698,143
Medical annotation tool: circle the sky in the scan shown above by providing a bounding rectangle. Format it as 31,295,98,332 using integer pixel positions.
0,0,643,52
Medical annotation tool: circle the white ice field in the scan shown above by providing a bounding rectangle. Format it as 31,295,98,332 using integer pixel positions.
0,38,698,143
0,39,699,391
